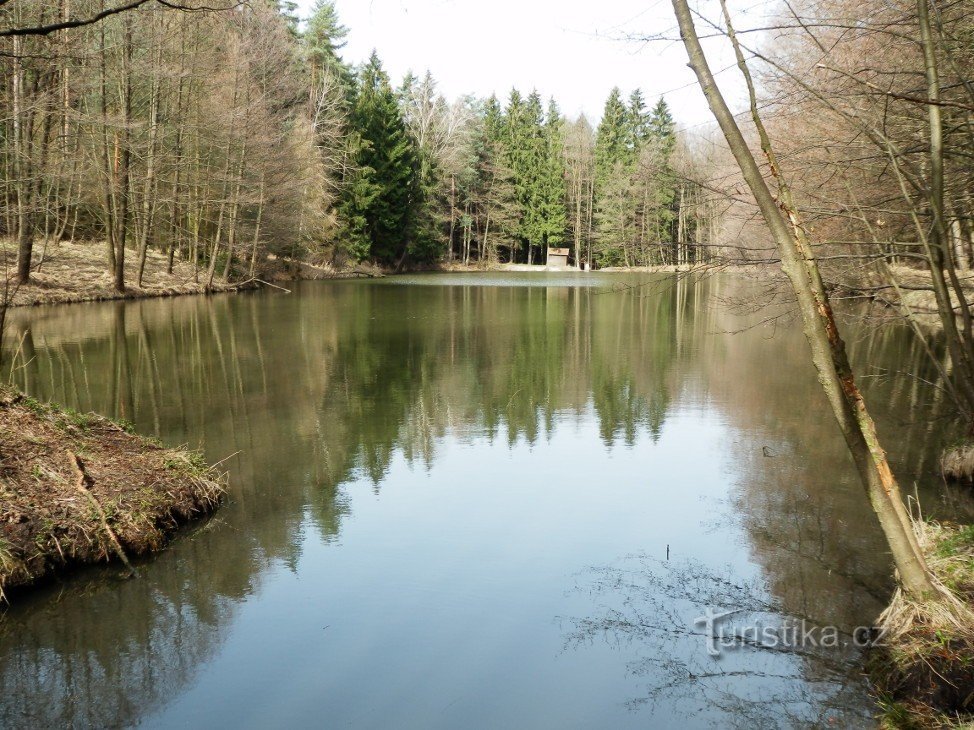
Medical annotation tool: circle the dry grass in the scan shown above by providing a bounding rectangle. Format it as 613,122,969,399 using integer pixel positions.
878,264,974,318
0,386,225,600
941,444,974,484
3,239,248,308
872,521,974,728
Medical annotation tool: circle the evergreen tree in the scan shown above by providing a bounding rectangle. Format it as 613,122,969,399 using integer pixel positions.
521,91,548,262
303,0,379,264
483,94,505,141
594,88,633,266
503,89,530,262
399,71,448,261
594,160,632,266
278,0,301,38
474,95,519,262
335,143,380,261
647,97,678,256
349,52,420,263
626,89,651,158
594,87,629,189
539,98,568,248
648,97,676,156
304,0,353,89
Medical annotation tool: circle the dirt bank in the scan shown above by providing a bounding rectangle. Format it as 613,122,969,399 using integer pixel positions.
4,240,253,308
5,240,761,309
871,522,974,727
0,387,225,600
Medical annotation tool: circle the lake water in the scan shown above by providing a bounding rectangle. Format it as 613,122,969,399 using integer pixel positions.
0,272,966,728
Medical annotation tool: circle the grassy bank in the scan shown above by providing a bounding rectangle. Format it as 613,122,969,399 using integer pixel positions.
873,522,974,728
4,240,251,308
0,387,225,600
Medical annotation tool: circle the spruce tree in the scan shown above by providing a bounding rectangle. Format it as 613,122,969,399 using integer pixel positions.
474,95,519,262
626,89,651,159
648,96,676,154
594,88,632,266
539,98,568,250
503,89,530,262
302,2,369,262
594,88,629,189
522,91,548,262
349,52,420,263
648,97,677,255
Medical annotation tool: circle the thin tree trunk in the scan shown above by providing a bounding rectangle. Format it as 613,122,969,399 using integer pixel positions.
99,13,117,274
136,19,163,288
673,0,937,597
113,15,133,293
12,35,33,284
249,175,264,278
448,175,456,262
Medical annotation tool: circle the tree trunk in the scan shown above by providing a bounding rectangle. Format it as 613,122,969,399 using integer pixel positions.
100,16,117,275
136,20,163,288
12,35,33,284
673,0,937,598
113,16,133,294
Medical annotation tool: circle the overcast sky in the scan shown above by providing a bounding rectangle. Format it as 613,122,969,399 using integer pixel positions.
295,0,749,129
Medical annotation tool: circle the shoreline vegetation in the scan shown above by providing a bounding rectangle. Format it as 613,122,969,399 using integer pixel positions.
0,238,761,310
0,249,972,724
668,1,974,727
1,0,972,725
0,386,225,601
874,520,974,727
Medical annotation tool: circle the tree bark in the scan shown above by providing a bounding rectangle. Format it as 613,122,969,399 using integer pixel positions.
672,0,937,597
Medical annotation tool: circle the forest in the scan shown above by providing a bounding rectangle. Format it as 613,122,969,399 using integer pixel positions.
0,0,721,291
2,0,974,727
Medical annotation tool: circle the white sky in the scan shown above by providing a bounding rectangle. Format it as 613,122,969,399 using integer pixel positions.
296,0,751,129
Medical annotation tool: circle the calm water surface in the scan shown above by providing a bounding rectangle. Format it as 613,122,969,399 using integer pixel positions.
0,272,966,729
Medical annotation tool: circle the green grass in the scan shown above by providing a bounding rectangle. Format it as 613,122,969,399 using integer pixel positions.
163,451,209,476
20,396,46,417
936,525,974,558
877,696,925,730
59,409,98,431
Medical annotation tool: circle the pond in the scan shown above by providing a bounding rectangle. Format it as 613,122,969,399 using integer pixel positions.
0,272,965,728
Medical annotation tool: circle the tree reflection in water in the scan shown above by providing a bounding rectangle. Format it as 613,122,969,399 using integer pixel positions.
0,273,967,728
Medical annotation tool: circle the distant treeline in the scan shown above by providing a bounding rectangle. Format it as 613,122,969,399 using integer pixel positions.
0,0,720,290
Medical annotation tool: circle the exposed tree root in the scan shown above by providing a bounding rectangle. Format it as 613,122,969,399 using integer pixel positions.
66,450,136,578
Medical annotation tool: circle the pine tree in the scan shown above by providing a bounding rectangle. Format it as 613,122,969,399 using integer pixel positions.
474,95,519,262
349,52,420,263
539,98,568,249
626,89,651,159
594,88,633,266
305,0,354,91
